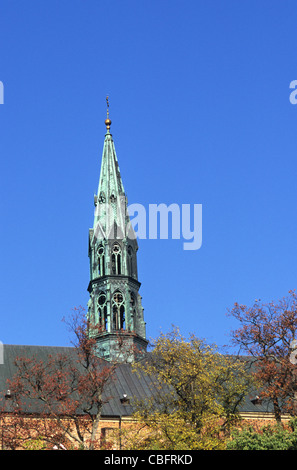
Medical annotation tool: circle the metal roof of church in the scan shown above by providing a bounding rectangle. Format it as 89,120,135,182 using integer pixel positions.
0,344,160,417
0,344,273,417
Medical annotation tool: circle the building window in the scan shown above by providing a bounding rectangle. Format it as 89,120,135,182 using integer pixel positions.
111,243,121,275
127,246,133,277
98,191,106,204
98,292,107,331
112,290,125,330
97,244,105,276
130,292,136,331
100,427,115,448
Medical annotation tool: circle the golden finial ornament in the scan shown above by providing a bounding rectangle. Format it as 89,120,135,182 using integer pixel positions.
105,95,112,131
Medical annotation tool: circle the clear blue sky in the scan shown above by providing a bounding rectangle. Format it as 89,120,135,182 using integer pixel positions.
1,0,297,350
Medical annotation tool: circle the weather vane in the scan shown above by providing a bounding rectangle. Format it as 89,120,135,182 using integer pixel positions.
106,95,110,117
105,95,111,131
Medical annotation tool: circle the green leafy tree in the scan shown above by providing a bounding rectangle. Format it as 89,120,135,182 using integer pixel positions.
227,419,297,450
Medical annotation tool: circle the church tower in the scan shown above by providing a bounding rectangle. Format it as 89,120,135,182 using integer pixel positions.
87,99,147,362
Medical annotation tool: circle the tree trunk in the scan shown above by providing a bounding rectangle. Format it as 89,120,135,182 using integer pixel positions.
273,398,282,423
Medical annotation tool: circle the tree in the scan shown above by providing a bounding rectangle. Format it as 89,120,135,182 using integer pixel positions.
229,290,297,422
124,327,253,450
227,419,297,450
0,307,127,450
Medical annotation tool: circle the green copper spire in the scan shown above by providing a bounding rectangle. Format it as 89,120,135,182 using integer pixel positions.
93,98,126,240
87,98,147,362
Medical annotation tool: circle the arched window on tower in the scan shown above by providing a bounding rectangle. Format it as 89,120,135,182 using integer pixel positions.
127,246,133,277
111,243,121,275
97,244,105,277
130,292,136,331
98,292,107,331
112,290,125,331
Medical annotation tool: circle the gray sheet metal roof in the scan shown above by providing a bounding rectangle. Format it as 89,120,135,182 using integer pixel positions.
0,344,159,417
0,344,273,417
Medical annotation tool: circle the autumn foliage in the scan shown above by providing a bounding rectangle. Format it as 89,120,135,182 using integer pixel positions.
123,327,253,450
3,290,297,450
229,290,297,422
0,307,118,450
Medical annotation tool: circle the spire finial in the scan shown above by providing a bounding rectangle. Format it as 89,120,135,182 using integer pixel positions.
105,95,112,132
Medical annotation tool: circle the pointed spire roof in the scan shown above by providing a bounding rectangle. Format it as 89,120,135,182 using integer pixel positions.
96,130,125,203
97,96,125,199
93,98,129,239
